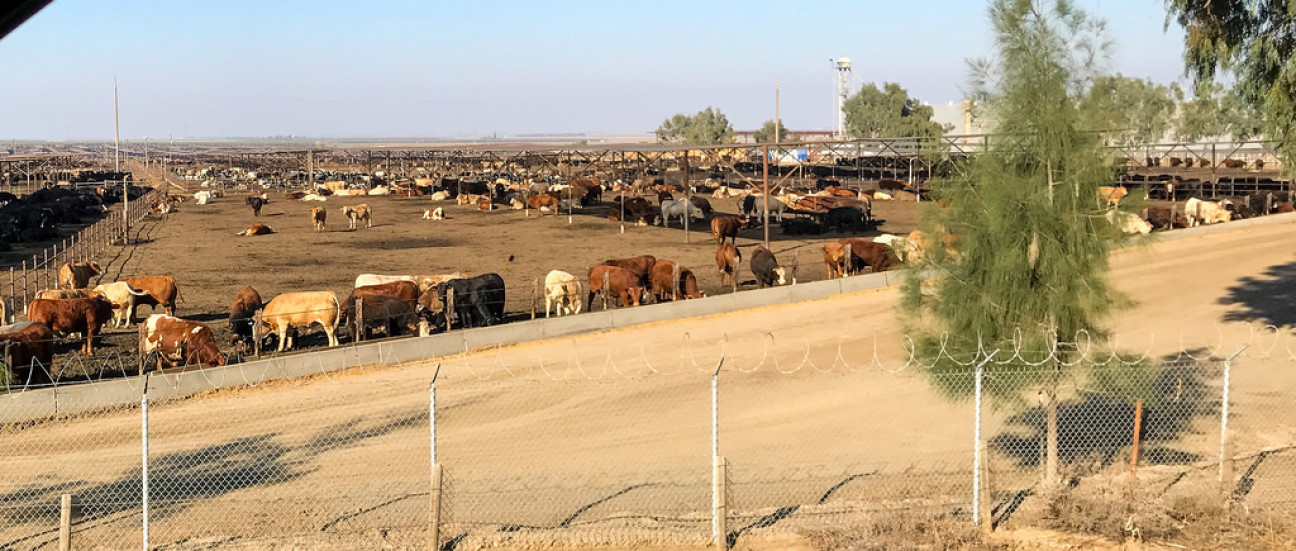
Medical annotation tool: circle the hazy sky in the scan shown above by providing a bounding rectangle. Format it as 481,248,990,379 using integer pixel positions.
0,0,1187,140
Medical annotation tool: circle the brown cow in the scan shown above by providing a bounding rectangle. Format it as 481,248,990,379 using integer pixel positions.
598,255,657,289
124,276,182,321
351,294,419,339
310,206,327,232
587,265,644,309
26,296,114,355
527,193,560,214
838,238,900,274
229,286,263,351
823,242,848,279
341,280,420,327
650,260,703,302
715,244,742,286
141,314,226,370
0,321,55,386
711,216,750,245
237,223,274,236
259,291,341,351
58,261,102,289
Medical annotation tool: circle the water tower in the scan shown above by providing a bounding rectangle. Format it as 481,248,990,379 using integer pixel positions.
832,57,852,137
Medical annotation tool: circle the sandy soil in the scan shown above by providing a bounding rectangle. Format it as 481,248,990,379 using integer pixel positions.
3,201,1296,550
41,179,921,379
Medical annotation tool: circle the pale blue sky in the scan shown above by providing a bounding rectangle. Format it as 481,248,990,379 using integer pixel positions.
0,0,1186,140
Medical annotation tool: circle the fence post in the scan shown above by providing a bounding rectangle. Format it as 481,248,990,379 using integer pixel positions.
445,289,454,332
972,351,998,530
355,298,364,343
428,364,442,551
672,263,680,301
601,270,609,310
1219,346,1247,489
1130,400,1144,480
43,249,49,290
530,278,537,320
710,359,725,549
843,243,853,276
252,310,263,358
22,260,28,305
58,494,72,551
141,373,151,551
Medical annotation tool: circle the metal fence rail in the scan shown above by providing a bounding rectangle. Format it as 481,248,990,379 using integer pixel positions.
3,186,163,321
1,334,1293,550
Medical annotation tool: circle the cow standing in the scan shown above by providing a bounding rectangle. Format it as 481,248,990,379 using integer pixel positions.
435,273,506,328
229,286,263,353
0,321,55,386
715,244,742,287
587,265,644,308
649,260,703,302
750,246,788,288
26,296,115,355
710,216,750,245
544,270,583,317
57,261,102,289
247,195,265,216
124,276,182,321
310,206,327,232
141,314,226,370
259,291,341,351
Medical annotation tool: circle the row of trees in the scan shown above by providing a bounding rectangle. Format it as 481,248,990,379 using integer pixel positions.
657,77,1265,147
654,82,947,145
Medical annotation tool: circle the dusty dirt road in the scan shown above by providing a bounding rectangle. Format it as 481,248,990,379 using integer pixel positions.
3,216,1296,550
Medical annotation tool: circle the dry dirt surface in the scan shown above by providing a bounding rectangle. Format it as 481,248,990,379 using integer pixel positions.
43,187,921,378
3,211,1296,549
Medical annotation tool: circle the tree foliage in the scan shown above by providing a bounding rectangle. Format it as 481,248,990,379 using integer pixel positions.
902,0,1127,482
842,82,948,139
1080,75,1176,146
753,119,788,143
655,107,736,145
1167,0,1293,168
1172,81,1265,142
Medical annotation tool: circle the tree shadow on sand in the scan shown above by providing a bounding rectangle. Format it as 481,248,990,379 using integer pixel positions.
989,350,1220,472
1217,260,1296,327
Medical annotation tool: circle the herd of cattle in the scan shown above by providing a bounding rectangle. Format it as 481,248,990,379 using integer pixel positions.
3,166,1291,388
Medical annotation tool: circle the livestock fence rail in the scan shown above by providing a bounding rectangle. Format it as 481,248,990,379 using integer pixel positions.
3,186,164,322
1,328,1294,550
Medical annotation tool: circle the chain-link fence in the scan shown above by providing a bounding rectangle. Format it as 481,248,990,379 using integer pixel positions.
2,335,1294,550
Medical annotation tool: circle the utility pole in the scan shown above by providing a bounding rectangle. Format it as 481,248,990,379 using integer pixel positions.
113,78,120,173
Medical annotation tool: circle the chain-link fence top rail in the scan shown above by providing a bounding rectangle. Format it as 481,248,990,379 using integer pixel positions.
1,327,1293,549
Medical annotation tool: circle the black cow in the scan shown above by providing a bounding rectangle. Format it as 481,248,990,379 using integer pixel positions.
353,294,419,339
689,196,714,217
436,273,506,328
246,196,265,217
750,246,786,288
823,206,866,233
780,218,823,235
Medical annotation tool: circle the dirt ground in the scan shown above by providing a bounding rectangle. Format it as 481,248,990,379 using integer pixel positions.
2,214,1295,550
40,180,921,379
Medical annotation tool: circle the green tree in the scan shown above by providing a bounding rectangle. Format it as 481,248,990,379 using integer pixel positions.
1173,81,1265,142
1167,1,1289,167
902,0,1124,485
842,82,948,139
655,107,736,145
1080,75,1176,146
752,119,788,143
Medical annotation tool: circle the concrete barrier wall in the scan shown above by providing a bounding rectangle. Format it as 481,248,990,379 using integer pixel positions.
4,210,1291,423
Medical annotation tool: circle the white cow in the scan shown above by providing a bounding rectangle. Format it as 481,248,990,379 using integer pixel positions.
544,270,583,317
658,199,704,227
354,274,417,289
1105,210,1153,235
90,281,149,328
429,190,452,201
367,185,391,196
1184,197,1232,227
193,190,213,205
422,207,446,220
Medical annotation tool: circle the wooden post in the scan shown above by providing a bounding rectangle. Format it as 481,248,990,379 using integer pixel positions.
354,298,364,342
530,278,537,320
682,153,691,244
762,145,770,248
1130,400,1143,479
713,455,727,550
252,310,263,358
601,270,610,310
445,289,455,331
843,242,853,276
672,262,680,301
58,493,72,551
429,463,443,551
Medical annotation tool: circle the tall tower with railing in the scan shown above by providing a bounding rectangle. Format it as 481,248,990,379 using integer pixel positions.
833,57,852,137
